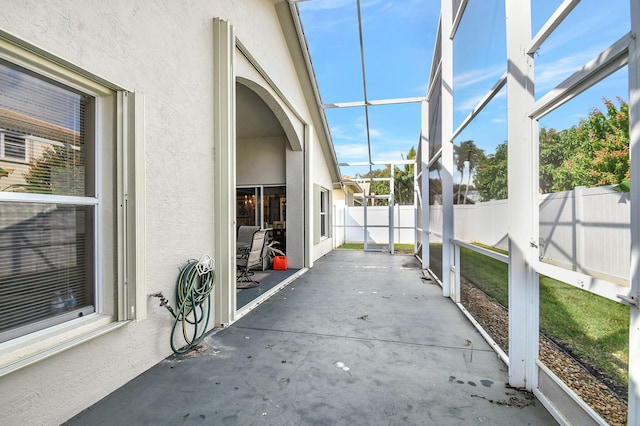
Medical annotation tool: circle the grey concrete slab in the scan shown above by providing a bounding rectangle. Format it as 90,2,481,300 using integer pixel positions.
66,250,557,425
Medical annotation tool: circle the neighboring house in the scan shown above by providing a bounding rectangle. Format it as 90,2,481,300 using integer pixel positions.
0,1,341,424
333,176,364,207
0,108,84,193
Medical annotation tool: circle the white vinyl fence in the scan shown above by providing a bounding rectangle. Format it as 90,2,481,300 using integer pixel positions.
333,205,416,248
444,186,630,283
335,185,630,282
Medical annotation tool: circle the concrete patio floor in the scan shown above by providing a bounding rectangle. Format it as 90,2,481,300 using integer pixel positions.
66,250,557,425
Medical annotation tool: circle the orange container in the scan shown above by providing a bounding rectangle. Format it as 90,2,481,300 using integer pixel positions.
273,256,288,270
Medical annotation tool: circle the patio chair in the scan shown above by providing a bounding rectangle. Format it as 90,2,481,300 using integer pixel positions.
237,225,259,251
237,228,267,288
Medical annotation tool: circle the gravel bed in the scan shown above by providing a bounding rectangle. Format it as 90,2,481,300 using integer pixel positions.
460,278,628,426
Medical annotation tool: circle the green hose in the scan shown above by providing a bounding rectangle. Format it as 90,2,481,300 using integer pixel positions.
169,259,215,354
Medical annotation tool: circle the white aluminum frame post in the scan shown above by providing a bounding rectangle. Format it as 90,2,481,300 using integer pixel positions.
628,0,640,423
440,0,454,298
505,0,538,391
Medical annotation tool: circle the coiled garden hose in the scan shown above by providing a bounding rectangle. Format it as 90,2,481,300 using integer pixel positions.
153,255,215,354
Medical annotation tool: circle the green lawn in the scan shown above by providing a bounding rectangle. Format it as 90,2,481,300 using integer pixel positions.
457,245,629,389
337,243,415,253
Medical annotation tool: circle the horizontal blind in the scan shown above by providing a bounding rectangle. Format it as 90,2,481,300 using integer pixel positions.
0,59,88,196
0,203,95,341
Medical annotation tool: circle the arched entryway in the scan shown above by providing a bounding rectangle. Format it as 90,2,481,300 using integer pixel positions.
234,80,305,311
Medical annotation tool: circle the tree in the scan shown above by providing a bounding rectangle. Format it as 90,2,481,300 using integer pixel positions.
394,146,416,205
356,146,417,206
539,127,566,193
474,98,629,200
358,166,391,206
464,143,484,203
548,98,629,192
474,142,508,201
22,145,84,195
453,141,469,204
454,140,485,204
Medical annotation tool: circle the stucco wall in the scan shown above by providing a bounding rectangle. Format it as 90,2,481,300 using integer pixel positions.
237,137,286,185
311,127,336,261
0,1,338,424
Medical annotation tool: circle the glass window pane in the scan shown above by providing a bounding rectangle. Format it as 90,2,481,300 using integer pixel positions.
0,203,95,342
0,60,90,196
237,187,258,228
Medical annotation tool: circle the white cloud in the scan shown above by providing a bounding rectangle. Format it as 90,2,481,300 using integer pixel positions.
455,94,483,113
535,49,602,94
454,78,506,114
335,143,370,160
454,65,503,90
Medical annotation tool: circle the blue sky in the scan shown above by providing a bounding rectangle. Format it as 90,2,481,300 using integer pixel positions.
298,0,631,181
298,0,437,176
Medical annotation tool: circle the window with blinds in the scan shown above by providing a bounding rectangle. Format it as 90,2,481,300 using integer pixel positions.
320,187,328,238
0,60,96,342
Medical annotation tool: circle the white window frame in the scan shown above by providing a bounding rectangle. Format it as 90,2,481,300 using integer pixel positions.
314,184,331,243
0,34,145,378
320,188,329,238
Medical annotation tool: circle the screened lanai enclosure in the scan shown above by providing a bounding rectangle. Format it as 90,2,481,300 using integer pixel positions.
299,0,640,425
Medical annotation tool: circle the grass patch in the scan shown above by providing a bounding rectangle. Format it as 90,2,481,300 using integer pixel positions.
459,246,509,307
337,243,364,250
337,243,415,253
457,245,629,388
539,274,629,387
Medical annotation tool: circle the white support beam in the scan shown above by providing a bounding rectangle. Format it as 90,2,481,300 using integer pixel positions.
389,165,395,255
339,160,414,167
427,60,442,103
428,19,442,93
450,0,468,40
451,73,506,142
213,18,236,327
420,100,430,269
322,96,426,109
627,0,640,422
440,0,454,298
531,33,631,120
528,0,580,55
505,0,538,390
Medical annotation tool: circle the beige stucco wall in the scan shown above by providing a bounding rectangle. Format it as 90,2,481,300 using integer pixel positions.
0,0,339,424
311,128,336,261
237,137,286,185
